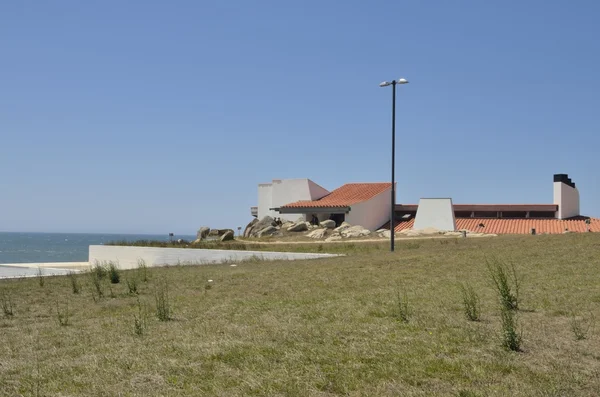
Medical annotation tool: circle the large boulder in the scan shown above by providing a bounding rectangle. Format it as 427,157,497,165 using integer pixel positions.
210,228,234,237
378,230,391,239
257,226,278,237
287,222,309,232
307,228,327,239
220,230,235,241
340,225,371,238
196,227,211,240
334,222,352,233
243,218,259,238
250,216,277,237
320,220,336,229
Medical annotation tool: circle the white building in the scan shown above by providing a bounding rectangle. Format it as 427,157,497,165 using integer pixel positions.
252,179,394,231
250,174,598,234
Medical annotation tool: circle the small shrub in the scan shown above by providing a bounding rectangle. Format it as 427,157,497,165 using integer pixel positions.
155,279,172,321
500,307,522,351
488,258,520,311
570,312,593,341
108,284,116,299
107,261,120,284
56,301,70,326
460,283,481,321
137,258,148,282
126,278,138,295
395,290,411,323
1,291,15,317
92,261,107,279
68,272,81,294
37,268,45,287
133,297,148,336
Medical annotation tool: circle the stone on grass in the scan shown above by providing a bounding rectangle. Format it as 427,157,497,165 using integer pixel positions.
325,234,343,242
220,230,235,241
257,226,278,237
333,222,352,233
243,218,259,238
287,222,309,232
320,220,336,229
340,225,371,238
197,227,211,240
249,216,277,237
307,228,327,239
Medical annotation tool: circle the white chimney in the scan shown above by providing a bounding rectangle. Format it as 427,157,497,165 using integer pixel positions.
553,174,580,219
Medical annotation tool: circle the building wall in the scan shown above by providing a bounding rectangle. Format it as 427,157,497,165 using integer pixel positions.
413,198,457,231
554,182,580,219
346,186,392,231
258,179,330,222
89,245,338,270
257,184,274,219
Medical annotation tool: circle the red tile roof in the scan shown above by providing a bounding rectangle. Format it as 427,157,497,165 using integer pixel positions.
281,183,391,208
386,217,600,234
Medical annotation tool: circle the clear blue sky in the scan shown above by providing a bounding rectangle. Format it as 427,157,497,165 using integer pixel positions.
1,1,599,234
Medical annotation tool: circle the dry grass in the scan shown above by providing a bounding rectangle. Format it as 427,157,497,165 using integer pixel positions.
1,234,600,396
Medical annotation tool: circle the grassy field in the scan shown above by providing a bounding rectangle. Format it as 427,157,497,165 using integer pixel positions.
1,234,599,396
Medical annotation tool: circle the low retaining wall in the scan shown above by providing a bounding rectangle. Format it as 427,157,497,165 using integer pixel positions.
89,245,339,270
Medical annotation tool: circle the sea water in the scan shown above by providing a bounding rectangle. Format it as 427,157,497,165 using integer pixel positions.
0,232,196,264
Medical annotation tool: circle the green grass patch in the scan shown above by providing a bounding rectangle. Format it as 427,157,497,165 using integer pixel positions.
0,234,599,395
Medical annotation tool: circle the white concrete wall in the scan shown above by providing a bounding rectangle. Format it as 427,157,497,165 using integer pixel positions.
89,245,339,270
257,184,274,219
346,186,392,231
554,182,580,219
413,198,456,231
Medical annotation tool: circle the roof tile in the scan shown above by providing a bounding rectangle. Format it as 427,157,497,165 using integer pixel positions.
281,183,391,208
386,217,600,234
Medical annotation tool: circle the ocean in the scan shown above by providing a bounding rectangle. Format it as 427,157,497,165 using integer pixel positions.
0,232,196,264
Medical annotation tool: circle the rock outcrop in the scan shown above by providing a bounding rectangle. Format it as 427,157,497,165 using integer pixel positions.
287,221,308,232
197,227,210,240
257,225,278,237
320,220,336,229
333,222,352,233
340,225,371,238
220,230,235,241
325,234,342,242
307,228,327,239
243,218,259,238
245,216,277,238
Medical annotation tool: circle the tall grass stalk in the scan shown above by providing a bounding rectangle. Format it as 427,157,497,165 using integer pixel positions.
90,271,104,301
126,278,138,295
487,258,520,311
108,261,120,284
460,283,481,321
56,301,70,326
155,279,172,321
137,258,148,282
395,290,411,323
68,272,81,294
570,312,593,341
500,307,522,351
1,290,15,317
133,297,148,336
37,267,45,287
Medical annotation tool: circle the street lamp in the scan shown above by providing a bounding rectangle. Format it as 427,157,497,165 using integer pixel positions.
379,78,409,252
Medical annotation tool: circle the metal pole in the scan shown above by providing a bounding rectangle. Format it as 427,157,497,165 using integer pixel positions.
391,81,396,252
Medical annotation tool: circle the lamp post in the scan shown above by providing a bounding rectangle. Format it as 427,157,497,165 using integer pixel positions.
379,78,409,252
